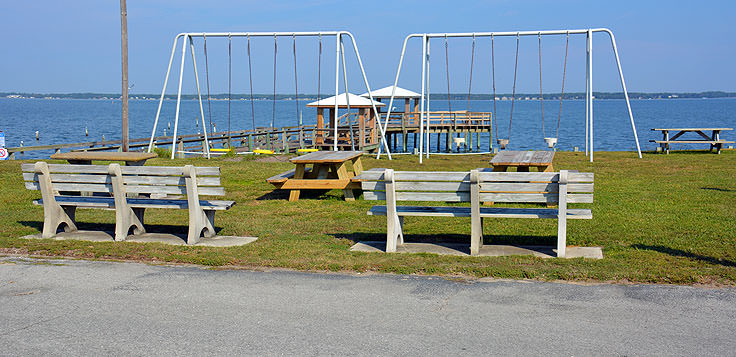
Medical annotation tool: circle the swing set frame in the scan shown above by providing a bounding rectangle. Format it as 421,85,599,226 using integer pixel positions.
380,28,642,163
147,31,392,159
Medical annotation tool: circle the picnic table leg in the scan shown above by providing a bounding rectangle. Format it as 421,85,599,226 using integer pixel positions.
288,164,306,201
335,162,355,201
352,156,364,175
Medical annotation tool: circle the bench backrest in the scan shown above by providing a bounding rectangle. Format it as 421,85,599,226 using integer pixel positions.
22,163,225,197
358,168,593,204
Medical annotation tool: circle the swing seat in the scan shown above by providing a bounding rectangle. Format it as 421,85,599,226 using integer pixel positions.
497,139,509,150
544,137,558,148
254,149,275,155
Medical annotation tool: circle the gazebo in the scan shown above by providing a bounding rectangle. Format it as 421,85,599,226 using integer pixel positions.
360,86,421,115
306,93,385,150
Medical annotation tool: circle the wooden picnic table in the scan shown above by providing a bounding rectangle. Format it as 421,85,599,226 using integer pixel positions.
650,128,734,154
266,151,364,201
51,151,157,166
490,151,555,172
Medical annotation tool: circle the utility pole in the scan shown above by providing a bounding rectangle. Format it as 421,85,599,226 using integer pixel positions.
120,0,129,151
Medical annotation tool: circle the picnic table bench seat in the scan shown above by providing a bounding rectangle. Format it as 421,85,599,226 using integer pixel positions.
356,168,594,257
22,162,234,244
266,167,313,188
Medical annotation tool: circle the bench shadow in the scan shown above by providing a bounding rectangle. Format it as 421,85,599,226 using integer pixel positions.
256,189,346,201
701,187,735,193
631,244,736,268
17,220,223,242
331,232,557,255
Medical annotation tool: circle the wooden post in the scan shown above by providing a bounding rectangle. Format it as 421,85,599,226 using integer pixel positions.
470,169,483,255
120,0,129,152
359,108,366,149
316,108,324,145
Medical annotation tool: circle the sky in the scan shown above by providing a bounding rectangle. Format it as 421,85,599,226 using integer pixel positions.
1,0,734,94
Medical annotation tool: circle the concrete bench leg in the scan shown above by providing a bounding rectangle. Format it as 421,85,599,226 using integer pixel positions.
184,165,216,245
35,162,78,238
109,164,146,242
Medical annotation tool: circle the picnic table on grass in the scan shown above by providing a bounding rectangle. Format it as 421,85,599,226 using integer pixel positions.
51,151,157,166
267,151,363,201
650,128,733,154
490,151,555,172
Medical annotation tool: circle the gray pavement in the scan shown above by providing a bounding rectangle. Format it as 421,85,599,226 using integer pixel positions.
1,256,734,356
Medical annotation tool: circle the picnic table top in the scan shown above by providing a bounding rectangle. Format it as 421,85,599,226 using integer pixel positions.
51,151,157,162
651,128,733,131
491,151,554,166
290,150,363,164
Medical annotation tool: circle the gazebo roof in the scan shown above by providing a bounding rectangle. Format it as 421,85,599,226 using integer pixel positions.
360,85,421,99
306,93,385,108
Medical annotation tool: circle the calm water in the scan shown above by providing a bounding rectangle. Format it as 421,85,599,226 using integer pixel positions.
1,97,734,158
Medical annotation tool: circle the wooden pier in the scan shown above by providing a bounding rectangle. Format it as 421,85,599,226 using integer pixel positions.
380,111,493,152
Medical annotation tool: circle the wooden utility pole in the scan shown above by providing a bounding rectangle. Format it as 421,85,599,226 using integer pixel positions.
120,0,129,151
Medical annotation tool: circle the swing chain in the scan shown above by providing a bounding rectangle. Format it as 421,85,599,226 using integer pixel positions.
507,33,520,143
317,34,322,101
539,32,545,139
491,34,498,143
556,31,570,140
247,35,256,131
272,35,277,128
203,34,214,135
467,34,475,112
444,34,452,113
227,33,232,143
293,34,300,126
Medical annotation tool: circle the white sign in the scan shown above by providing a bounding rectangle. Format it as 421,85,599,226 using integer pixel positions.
0,148,8,160
0,131,5,148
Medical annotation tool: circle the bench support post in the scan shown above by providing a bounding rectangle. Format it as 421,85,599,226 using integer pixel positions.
557,170,568,258
384,169,403,252
35,162,78,237
184,165,215,244
109,164,145,241
470,169,483,255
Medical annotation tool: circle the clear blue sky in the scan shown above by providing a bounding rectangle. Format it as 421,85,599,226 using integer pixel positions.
1,0,734,94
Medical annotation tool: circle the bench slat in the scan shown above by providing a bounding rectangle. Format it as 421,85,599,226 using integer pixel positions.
478,193,593,203
368,205,592,219
354,171,470,182
476,171,594,182
34,196,235,210
22,164,220,176
23,172,220,186
361,181,470,192
478,182,593,193
24,181,225,196
364,191,470,202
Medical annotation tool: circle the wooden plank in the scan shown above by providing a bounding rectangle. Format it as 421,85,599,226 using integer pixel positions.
361,181,470,192
478,182,593,193
478,192,593,203
651,140,733,144
50,151,156,162
289,150,363,163
353,170,470,182
36,196,234,210
651,128,733,131
367,205,592,219
364,191,471,202
22,172,220,186
25,181,224,196
477,171,593,182
281,179,353,190
22,163,220,176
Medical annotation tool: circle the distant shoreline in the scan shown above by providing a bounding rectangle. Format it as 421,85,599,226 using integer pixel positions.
2,91,735,101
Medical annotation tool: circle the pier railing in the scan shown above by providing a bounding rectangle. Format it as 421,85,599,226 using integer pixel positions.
379,111,492,131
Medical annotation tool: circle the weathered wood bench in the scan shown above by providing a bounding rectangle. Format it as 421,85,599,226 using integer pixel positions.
356,168,594,257
22,162,235,244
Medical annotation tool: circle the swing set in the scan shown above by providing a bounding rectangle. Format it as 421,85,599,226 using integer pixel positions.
381,28,642,163
147,31,392,159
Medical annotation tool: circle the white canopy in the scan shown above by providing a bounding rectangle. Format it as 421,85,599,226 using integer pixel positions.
306,93,385,108
360,85,421,99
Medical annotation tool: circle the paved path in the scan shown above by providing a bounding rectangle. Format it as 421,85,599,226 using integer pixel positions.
1,256,734,355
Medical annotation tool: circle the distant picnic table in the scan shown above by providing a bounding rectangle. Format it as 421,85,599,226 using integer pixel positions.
267,151,363,201
50,151,157,166
490,151,555,172
650,128,733,154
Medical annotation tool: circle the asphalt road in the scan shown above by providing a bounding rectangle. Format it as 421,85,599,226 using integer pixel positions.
1,256,734,356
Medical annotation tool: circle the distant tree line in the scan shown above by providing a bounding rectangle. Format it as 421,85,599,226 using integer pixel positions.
2,91,735,100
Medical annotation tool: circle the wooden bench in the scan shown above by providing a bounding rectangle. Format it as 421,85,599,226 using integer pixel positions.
22,162,235,244
356,168,594,257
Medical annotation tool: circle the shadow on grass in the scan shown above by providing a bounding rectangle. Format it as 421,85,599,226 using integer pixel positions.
701,187,735,193
332,232,557,246
632,244,736,268
18,221,222,237
256,189,346,201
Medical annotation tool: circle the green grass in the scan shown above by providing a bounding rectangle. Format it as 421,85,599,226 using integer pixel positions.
1,150,735,285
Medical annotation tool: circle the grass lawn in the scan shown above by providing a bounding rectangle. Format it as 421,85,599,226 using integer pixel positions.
1,150,734,285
